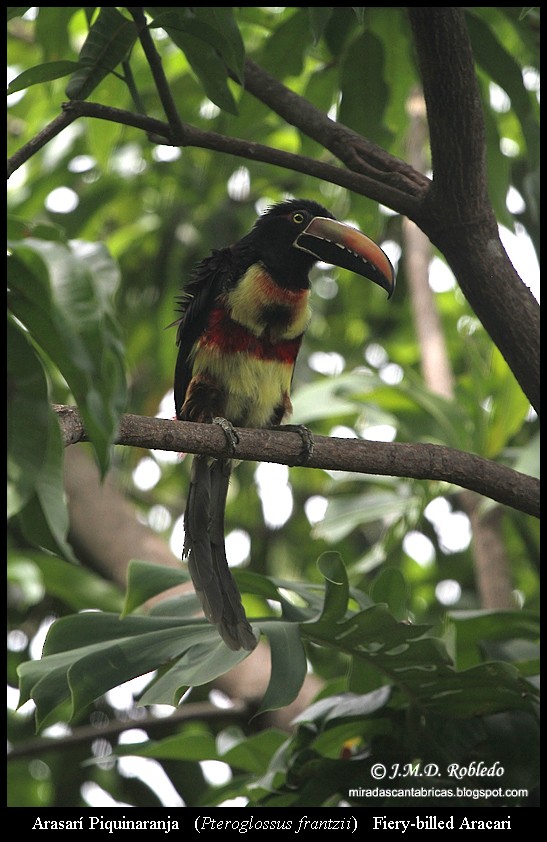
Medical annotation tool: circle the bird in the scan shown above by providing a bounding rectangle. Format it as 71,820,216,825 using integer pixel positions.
174,198,395,651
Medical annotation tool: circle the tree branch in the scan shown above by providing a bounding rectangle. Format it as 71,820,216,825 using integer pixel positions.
241,58,431,202
7,700,250,761
7,110,78,179
54,100,422,217
127,6,186,142
54,405,539,519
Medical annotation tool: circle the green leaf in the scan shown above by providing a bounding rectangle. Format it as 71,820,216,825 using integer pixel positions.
66,7,137,101
293,686,391,728
122,558,188,616
479,346,532,458
315,552,349,624
113,731,219,762
370,567,409,621
307,7,333,44
150,7,239,114
8,550,123,613
316,487,418,543
466,12,539,166
422,661,537,718
7,315,51,518
258,8,312,78
7,61,81,95
448,608,540,670
257,621,307,715
8,237,127,474
339,30,393,147
19,608,255,727
139,634,250,706
222,730,288,774
148,7,245,82
15,402,76,562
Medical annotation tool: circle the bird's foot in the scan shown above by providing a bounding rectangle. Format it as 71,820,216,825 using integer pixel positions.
212,416,239,457
271,423,315,466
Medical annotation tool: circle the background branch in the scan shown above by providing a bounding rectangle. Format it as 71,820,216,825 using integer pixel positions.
54,405,539,518
56,101,422,217
7,699,251,761
408,7,540,414
403,87,515,608
127,6,185,141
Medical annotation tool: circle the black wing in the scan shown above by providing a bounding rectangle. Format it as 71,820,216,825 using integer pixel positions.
174,247,235,419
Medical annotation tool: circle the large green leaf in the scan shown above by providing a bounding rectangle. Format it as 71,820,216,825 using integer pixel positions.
122,558,188,616
12,385,76,562
18,562,539,757
448,608,540,670
138,633,250,706
316,484,420,544
7,61,81,95
8,235,127,473
370,567,409,621
256,621,308,715
7,315,51,518
18,612,252,728
148,7,240,114
7,308,75,561
315,552,350,624
293,686,392,729
466,12,539,167
339,30,393,148
112,730,219,762
65,7,137,101
147,7,245,82
478,346,532,458
8,550,123,613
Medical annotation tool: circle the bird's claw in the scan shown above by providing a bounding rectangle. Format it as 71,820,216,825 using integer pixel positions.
271,423,315,466
212,416,239,457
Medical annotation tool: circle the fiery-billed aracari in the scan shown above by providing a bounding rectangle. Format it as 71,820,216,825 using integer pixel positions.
174,198,395,651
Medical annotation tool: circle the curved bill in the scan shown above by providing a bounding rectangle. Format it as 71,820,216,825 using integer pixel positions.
294,216,395,298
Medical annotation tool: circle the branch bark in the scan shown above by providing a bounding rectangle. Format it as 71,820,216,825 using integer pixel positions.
54,405,539,519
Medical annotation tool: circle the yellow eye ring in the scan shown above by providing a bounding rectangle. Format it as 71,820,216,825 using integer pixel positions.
292,212,305,224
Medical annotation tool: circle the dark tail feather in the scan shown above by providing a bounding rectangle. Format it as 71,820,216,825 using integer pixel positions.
184,455,257,651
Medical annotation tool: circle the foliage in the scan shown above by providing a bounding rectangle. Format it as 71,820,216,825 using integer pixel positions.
7,6,539,808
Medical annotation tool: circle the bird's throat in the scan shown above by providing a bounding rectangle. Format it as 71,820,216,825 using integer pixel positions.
226,263,311,341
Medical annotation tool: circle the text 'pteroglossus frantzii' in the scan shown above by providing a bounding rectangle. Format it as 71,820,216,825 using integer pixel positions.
174,199,395,651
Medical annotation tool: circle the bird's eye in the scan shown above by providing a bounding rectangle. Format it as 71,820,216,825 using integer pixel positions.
292,212,305,224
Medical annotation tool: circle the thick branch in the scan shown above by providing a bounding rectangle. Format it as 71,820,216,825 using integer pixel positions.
54,405,539,519
408,8,488,217
241,58,430,206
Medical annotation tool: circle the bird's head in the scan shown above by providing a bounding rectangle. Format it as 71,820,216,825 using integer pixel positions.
236,198,395,297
